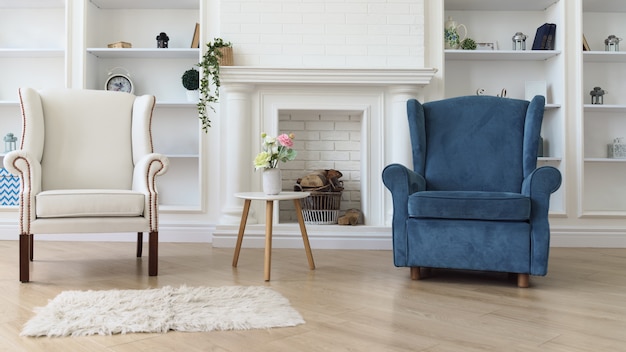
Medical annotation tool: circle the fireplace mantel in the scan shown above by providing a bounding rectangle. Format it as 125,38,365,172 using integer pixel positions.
220,67,437,86
213,67,436,250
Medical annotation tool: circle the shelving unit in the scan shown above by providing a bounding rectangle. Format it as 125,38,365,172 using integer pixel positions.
0,0,68,211
0,0,205,213
0,0,67,102
84,0,204,212
581,0,626,215
442,0,566,214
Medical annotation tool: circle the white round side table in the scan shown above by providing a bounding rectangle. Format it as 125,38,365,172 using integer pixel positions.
232,192,315,281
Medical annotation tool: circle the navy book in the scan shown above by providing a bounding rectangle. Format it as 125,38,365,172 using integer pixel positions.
532,23,556,50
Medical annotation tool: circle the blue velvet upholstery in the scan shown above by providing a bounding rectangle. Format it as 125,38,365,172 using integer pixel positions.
382,95,561,281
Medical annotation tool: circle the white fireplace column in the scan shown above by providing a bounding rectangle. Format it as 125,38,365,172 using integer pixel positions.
387,85,423,168
219,83,258,225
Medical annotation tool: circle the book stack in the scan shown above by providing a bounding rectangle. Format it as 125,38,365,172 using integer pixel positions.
532,23,556,50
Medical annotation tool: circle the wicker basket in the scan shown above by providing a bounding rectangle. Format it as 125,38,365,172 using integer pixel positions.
300,191,342,225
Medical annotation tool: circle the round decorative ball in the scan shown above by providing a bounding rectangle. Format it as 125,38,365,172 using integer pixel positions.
461,38,477,50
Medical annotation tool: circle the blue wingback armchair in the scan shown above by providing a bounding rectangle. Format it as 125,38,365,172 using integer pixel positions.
382,95,561,287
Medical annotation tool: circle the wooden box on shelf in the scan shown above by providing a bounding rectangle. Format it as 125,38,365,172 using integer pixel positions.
218,47,233,66
107,42,132,48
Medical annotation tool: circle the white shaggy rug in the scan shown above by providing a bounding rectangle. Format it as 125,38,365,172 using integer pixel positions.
21,285,305,337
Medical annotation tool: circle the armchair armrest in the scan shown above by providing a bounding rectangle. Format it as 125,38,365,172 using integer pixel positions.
3,150,42,235
382,163,426,266
132,153,169,232
521,165,562,275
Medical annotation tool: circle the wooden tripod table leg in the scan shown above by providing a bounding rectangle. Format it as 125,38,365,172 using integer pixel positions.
232,199,252,267
264,200,274,281
293,199,316,270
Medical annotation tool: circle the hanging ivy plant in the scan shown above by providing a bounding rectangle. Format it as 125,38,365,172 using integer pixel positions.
197,38,232,132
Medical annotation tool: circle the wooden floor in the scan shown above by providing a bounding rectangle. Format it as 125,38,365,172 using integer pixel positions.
0,240,625,351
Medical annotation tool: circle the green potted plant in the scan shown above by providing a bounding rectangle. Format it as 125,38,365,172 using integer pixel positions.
181,68,199,102
197,38,232,132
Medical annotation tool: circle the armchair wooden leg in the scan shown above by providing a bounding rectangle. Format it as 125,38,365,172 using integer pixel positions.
517,273,530,288
136,232,143,257
20,234,31,283
30,234,34,262
148,231,158,276
410,267,421,280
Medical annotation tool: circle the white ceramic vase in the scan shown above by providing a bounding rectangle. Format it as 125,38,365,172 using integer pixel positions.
262,168,282,195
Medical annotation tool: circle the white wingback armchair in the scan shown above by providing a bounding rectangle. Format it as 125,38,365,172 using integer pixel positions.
3,88,169,282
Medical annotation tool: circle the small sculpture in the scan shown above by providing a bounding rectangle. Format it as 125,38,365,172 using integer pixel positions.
605,35,621,52
590,86,606,104
512,32,527,50
4,132,17,152
156,32,169,48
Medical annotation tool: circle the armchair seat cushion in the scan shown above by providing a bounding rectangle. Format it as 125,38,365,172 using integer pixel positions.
36,189,144,218
408,191,530,221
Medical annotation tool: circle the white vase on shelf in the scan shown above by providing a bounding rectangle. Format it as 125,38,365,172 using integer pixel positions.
262,168,282,195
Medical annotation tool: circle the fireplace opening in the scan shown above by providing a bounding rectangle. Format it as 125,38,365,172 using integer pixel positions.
278,109,363,224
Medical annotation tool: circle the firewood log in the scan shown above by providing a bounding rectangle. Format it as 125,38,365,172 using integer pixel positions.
299,170,327,188
338,209,362,225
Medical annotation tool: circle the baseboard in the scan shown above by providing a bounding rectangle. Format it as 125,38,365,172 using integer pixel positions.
0,221,625,248
212,224,393,250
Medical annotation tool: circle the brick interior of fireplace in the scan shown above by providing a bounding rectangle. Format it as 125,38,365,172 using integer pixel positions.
278,110,363,223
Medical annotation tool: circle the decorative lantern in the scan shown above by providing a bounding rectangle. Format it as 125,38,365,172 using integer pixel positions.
605,35,621,52
590,86,606,105
3,133,17,152
512,32,527,50
156,32,169,48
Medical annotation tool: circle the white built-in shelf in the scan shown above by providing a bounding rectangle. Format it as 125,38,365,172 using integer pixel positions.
166,154,199,159
538,157,562,162
88,0,198,10
583,0,626,12
545,104,560,110
584,104,626,112
583,51,626,63
445,0,559,11
87,48,199,59
0,0,64,8
0,101,18,106
445,50,560,61
158,205,201,213
0,49,64,58
156,101,198,108
584,158,626,162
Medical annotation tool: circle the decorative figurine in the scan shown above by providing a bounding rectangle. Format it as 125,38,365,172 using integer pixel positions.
4,132,17,152
590,86,606,104
156,32,169,48
605,35,621,52
512,32,527,50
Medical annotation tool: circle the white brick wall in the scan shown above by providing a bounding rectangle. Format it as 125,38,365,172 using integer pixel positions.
278,110,362,223
221,0,425,68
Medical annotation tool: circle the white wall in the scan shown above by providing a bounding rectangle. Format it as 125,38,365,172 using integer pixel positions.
219,0,425,68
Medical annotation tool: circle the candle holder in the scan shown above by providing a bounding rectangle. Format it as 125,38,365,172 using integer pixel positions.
512,32,527,50
605,35,621,51
156,32,169,48
3,133,17,152
590,86,606,105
